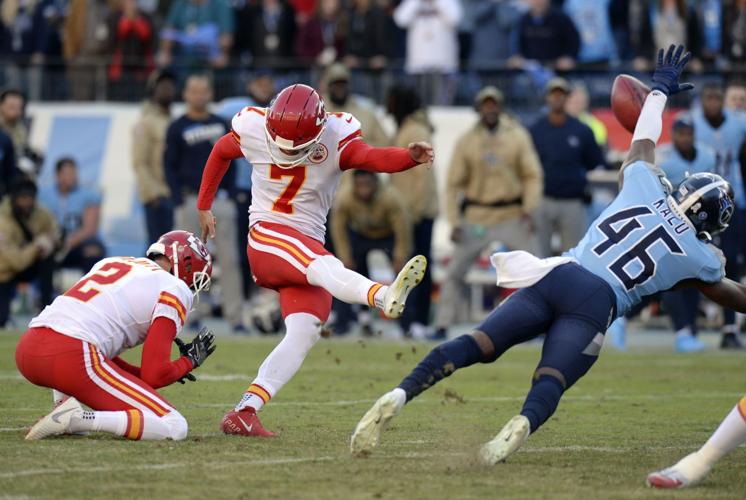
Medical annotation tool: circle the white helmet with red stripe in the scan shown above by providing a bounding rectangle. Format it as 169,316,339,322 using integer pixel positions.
265,84,327,168
147,230,212,296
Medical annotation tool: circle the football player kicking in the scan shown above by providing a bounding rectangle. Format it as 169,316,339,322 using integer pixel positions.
16,230,215,441
197,84,432,436
647,396,746,488
351,44,746,463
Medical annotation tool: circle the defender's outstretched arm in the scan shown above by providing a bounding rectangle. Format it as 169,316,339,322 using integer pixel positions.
621,45,693,177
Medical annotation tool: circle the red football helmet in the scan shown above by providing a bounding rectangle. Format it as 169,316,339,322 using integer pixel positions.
265,84,327,167
147,230,212,294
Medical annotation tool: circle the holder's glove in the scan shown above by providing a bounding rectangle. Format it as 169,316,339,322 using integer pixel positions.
174,328,216,368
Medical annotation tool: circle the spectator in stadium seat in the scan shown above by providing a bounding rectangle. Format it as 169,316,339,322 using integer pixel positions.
466,0,522,68
508,0,579,71
725,81,746,113
241,0,295,68
344,0,390,70
530,78,605,258
132,70,177,245
657,113,716,353
0,179,57,328
0,90,28,162
562,0,616,66
331,170,412,336
394,0,462,105
107,0,155,101
295,0,347,66
433,86,542,340
387,84,437,339
157,0,234,72
63,0,114,100
565,83,608,148
39,158,106,274
164,74,244,331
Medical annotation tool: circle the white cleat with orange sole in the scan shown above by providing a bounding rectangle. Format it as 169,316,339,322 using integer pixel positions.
479,415,531,465
646,452,711,489
26,396,82,440
382,255,427,319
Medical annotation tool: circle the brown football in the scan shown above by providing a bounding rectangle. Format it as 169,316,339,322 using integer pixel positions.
611,74,651,133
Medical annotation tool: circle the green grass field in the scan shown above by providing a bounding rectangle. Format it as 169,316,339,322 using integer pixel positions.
1,331,744,499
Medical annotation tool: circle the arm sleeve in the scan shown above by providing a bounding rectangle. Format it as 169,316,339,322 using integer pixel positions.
445,138,469,226
561,12,580,58
196,133,244,210
111,356,141,377
339,140,418,173
518,131,543,213
140,317,193,389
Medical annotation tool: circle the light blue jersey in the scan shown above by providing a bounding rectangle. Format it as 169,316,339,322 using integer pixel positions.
657,142,715,187
692,109,746,207
566,162,724,317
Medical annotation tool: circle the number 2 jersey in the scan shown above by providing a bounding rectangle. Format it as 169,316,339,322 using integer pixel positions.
231,107,362,242
30,257,193,359
566,162,724,317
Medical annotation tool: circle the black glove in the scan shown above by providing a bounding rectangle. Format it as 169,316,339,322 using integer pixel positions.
176,327,216,368
176,373,197,384
651,44,694,96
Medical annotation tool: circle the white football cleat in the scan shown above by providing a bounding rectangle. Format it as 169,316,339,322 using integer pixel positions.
479,415,530,465
25,396,82,440
350,390,406,457
646,452,712,489
382,255,427,319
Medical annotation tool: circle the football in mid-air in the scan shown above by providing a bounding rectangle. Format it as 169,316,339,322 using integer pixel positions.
611,74,651,133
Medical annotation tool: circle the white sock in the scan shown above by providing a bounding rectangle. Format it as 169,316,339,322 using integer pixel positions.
306,255,387,307
696,398,746,466
235,312,322,412
70,409,186,441
52,390,68,407
676,327,693,339
391,388,407,409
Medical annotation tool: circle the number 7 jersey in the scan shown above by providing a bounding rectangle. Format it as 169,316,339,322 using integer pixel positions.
30,257,194,359
231,107,362,242
566,162,725,317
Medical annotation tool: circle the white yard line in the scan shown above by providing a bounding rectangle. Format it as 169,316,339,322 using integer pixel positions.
0,427,26,432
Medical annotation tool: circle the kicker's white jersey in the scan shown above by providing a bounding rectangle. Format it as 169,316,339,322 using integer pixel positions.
232,107,362,242
30,257,193,359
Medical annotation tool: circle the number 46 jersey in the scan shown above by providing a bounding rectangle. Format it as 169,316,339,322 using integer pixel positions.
566,162,724,317
30,257,193,359
231,107,362,243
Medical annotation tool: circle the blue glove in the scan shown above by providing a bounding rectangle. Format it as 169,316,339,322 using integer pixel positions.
651,44,694,96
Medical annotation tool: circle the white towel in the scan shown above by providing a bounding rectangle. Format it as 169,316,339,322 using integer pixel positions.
490,251,576,289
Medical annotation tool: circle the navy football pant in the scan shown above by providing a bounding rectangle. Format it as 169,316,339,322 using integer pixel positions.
399,263,616,432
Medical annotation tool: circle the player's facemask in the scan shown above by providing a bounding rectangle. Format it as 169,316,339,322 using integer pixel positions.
264,129,322,168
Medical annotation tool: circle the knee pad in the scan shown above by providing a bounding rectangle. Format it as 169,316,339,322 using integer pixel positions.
163,411,188,441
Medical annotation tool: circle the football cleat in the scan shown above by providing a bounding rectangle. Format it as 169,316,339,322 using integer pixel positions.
646,452,711,489
221,408,276,437
26,396,82,440
350,390,405,457
479,415,530,465
382,255,427,319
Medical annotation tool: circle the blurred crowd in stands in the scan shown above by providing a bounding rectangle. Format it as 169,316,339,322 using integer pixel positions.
1,0,745,103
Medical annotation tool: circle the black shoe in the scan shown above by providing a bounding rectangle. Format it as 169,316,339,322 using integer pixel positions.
720,332,744,350
426,328,447,341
